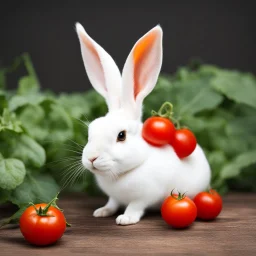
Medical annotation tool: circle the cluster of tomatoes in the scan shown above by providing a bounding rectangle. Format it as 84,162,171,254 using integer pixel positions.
19,191,222,246
161,189,223,229
142,102,197,158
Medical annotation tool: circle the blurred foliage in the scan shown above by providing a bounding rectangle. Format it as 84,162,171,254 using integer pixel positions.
0,54,256,225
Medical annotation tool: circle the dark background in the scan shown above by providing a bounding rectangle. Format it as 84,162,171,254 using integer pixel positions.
0,1,255,93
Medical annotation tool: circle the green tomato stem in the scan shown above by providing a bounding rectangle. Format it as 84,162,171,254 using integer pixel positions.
151,101,181,129
29,192,60,217
40,192,60,215
158,102,174,118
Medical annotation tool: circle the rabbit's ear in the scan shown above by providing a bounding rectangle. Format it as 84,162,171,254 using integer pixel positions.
76,23,121,112
122,25,163,120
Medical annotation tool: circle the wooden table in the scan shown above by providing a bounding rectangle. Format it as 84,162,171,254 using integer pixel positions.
0,193,255,255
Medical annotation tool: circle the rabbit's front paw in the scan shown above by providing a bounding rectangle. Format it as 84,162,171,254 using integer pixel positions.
116,214,140,225
93,207,116,217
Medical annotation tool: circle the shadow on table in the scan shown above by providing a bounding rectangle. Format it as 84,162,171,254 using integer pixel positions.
1,236,64,248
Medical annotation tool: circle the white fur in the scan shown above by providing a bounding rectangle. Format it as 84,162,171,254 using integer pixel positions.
76,23,121,112
76,23,211,225
122,25,163,120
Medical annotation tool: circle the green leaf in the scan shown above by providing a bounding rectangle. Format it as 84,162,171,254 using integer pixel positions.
227,164,256,192
18,105,48,141
44,104,74,142
58,93,90,119
211,71,256,109
174,78,224,116
57,90,106,119
209,130,250,158
10,134,46,168
198,65,221,75
143,76,174,118
0,154,26,190
220,150,256,180
227,115,256,138
8,94,54,111
10,173,60,206
17,76,39,95
144,76,223,119
18,103,74,144
207,151,227,183
182,115,226,134
0,108,23,133
0,188,11,204
22,53,40,88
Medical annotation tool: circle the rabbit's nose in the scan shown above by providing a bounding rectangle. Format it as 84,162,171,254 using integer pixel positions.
89,157,98,163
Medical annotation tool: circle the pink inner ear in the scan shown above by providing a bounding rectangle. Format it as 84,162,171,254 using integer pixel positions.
80,33,108,92
133,31,158,99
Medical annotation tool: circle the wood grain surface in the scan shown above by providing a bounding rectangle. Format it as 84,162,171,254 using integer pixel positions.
0,193,255,255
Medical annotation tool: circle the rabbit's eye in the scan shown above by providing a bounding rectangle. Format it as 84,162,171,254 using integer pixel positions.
117,130,126,142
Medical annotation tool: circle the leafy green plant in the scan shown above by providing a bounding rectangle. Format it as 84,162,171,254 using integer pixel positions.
0,54,256,226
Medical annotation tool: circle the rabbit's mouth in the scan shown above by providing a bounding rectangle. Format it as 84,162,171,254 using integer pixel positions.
90,168,116,178
90,164,109,175
91,165,100,172
90,164,118,178
82,159,101,174
82,152,116,176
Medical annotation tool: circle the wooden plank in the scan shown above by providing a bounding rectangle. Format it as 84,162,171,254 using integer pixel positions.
0,193,256,255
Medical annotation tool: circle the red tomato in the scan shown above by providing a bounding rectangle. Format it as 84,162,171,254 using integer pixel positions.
20,203,66,246
172,128,197,158
161,192,197,228
142,117,175,146
193,189,222,220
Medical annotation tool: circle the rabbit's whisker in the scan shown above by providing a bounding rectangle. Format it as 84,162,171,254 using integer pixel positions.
62,143,83,151
59,161,83,183
68,164,85,188
46,156,81,168
60,160,82,176
63,148,83,155
61,164,84,189
69,165,85,188
82,114,91,125
67,139,84,149
108,169,118,181
73,116,89,128
58,160,82,177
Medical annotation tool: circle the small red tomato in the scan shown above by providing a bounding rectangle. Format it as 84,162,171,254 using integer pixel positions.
172,128,197,158
161,191,197,228
142,117,175,146
193,189,222,220
20,203,66,246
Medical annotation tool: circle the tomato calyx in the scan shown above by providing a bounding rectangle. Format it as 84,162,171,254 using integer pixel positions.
29,192,60,217
151,102,181,129
29,192,71,227
170,189,187,201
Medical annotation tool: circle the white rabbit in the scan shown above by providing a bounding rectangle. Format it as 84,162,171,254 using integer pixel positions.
76,23,211,225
